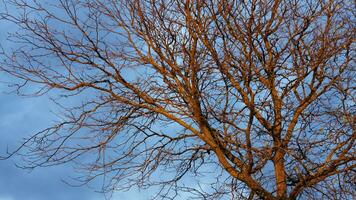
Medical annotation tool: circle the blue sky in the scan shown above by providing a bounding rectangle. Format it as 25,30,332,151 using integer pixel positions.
0,48,149,199
0,86,103,200
0,3,150,200
0,2,217,199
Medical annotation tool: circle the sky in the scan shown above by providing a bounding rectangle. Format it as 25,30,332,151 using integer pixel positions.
0,3,149,200
0,89,103,200
0,93,182,200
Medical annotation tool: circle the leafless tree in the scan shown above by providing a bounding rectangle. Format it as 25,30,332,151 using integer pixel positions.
0,0,355,199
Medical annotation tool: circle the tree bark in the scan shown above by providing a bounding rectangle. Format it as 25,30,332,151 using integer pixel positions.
274,149,287,199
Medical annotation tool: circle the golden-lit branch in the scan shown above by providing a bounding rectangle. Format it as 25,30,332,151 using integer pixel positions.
0,0,354,199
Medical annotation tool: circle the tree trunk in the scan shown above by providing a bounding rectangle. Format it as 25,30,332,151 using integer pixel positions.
274,150,287,199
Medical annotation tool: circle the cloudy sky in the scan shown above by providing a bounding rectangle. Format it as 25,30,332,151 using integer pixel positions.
0,3,148,200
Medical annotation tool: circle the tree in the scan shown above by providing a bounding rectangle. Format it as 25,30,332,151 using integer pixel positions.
0,0,355,199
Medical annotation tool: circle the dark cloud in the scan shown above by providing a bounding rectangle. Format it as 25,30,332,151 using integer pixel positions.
0,161,102,200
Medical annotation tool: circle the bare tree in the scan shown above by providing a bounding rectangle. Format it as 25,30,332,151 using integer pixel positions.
0,0,355,199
